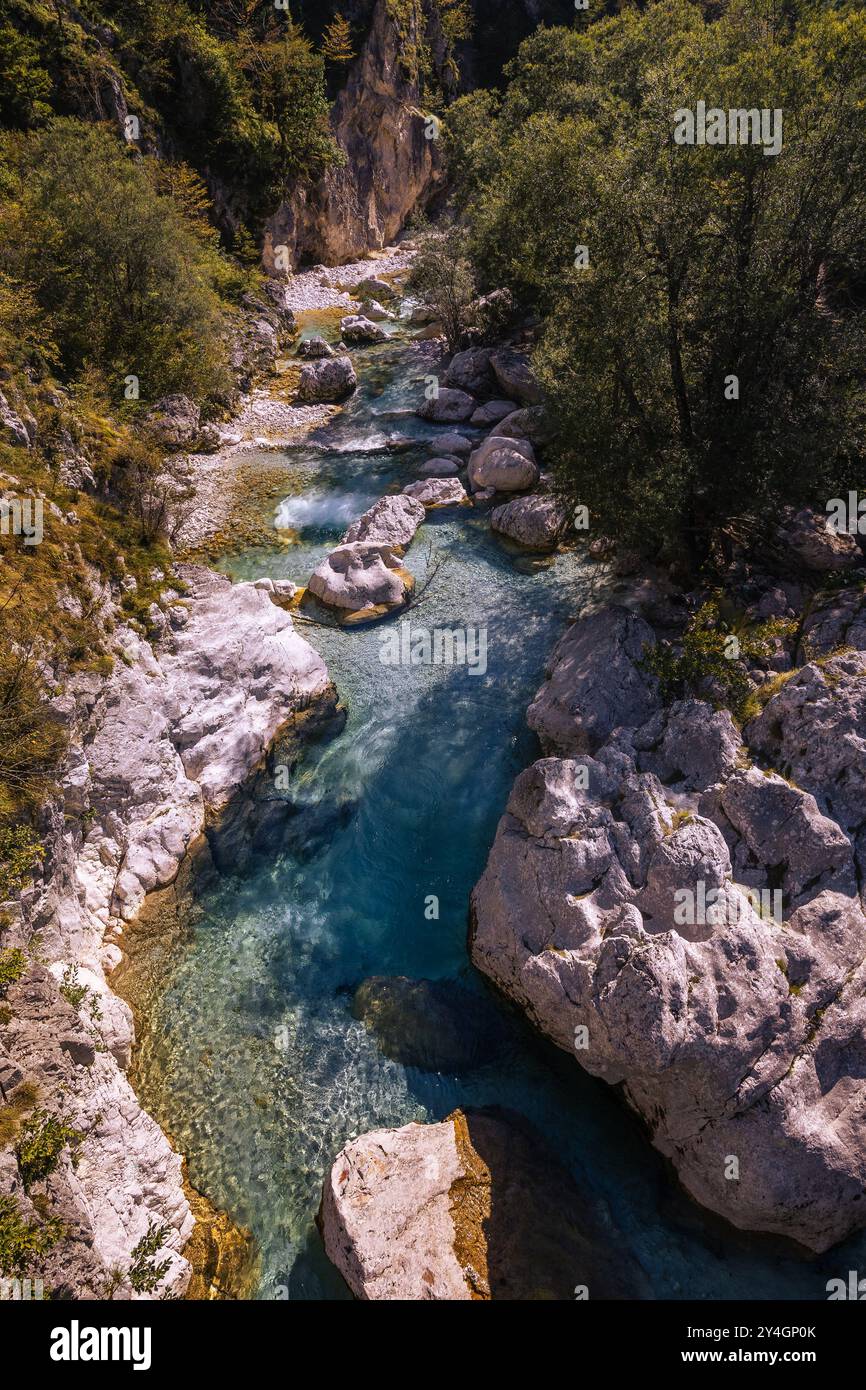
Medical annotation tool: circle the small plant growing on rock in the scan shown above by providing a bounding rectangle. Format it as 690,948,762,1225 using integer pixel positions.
128,1220,172,1294
0,1079,39,1149
0,946,26,996
0,825,45,901
641,601,794,721
0,1195,63,1276
15,1109,84,1190
59,964,88,1012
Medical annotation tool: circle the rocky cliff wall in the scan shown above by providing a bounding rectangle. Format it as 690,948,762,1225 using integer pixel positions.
264,0,448,271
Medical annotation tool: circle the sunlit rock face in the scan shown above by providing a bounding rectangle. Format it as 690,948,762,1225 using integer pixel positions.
320,1108,648,1300
264,0,446,271
472,607,866,1254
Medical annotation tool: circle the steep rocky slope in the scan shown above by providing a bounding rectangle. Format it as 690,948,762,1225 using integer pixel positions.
1,565,336,1296
470,602,866,1254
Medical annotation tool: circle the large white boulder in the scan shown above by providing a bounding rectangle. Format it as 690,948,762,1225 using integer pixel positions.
491,493,569,550
297,355,357,403
468,435,539,494
307,541,411,614
402,477,467,508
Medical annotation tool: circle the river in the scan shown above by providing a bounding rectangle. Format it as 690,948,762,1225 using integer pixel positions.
119,298,851,1300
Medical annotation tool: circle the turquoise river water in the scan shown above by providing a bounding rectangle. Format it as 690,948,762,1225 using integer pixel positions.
124,305,865,1300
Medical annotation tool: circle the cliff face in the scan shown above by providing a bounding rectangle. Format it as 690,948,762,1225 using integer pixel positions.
264,0,447,271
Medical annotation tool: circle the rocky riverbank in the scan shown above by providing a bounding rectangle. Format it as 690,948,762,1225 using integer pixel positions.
175,246,416,557
1,561,337,1297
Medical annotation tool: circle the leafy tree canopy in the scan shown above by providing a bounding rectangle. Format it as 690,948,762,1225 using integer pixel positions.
447,0,866,564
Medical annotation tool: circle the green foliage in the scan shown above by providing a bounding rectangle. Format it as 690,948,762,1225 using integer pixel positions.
0,120,236,405
437,0,473,47
641,600,794,719
407,222,477,351
128,1220,171,1294
106,438,189,545
321,12,355,66
0,822,43,900
0,632,68,823
0,946,26,995
0,1195,62,1276
0,826,44,900
0,269,58,371
0,0,342,203
15,1109,84,1190
0,20,52,128
447,0,866,563
59,964,88,1012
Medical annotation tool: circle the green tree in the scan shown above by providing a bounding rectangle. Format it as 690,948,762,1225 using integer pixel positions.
448,0,866,565
321,13,355,66
0,120,235,404
0,23,52,128
407,223,477,352
232,14,343,189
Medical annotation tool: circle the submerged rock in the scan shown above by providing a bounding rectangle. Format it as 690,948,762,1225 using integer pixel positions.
320,1108,646,1300
297,355,357,403
351,976,511,1072
342,493,425,549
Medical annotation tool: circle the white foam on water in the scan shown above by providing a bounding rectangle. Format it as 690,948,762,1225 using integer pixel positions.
274,489,375,531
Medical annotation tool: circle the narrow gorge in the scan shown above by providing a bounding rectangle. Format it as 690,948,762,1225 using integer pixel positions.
1,0,866,1327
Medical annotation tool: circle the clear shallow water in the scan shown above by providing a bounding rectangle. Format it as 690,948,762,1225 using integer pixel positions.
126,322,859,1300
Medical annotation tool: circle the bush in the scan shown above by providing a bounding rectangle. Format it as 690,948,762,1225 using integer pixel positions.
128,1220,172,1294
0,946,26,996
0,826,45,901
15,1109,84,1190
641,601,794,720
407,223,477,352
0,635,68,823
0,1196,62,1276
